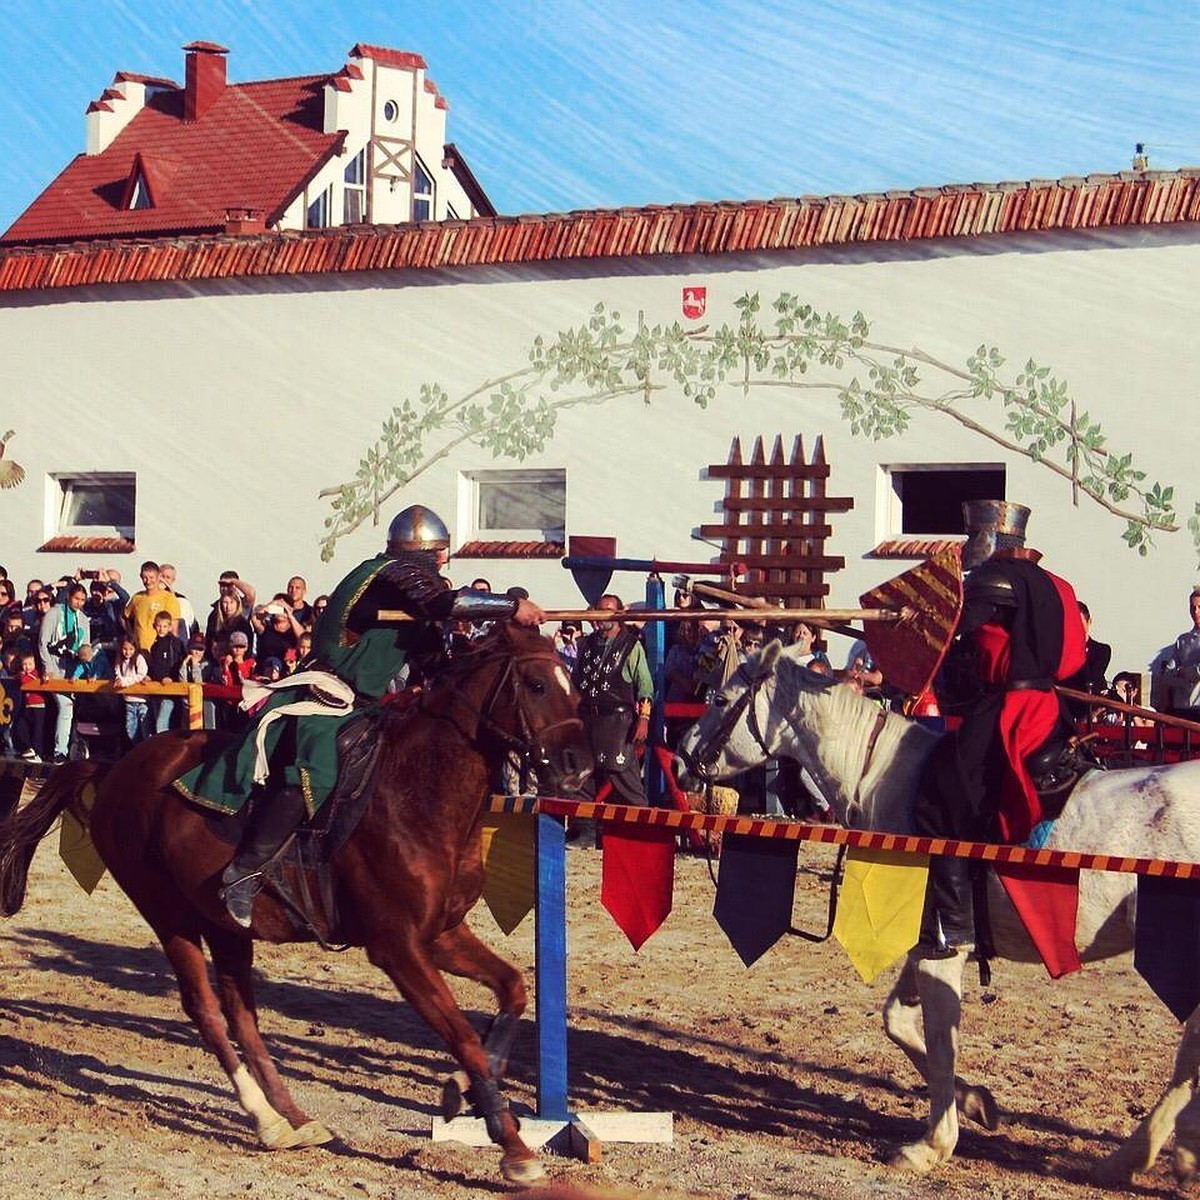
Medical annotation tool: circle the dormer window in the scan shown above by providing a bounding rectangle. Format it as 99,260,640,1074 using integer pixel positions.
306,184,332,229
413,155,434,221
343,149,366,224
128,172,152,210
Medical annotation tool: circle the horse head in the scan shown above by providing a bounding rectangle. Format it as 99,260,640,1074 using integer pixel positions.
678,639,851,780
428,622,592,794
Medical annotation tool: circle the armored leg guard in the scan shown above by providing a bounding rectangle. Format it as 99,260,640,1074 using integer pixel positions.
220,785,307,928
918,854,976,955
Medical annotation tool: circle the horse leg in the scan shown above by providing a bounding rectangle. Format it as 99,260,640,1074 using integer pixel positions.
154,926,300,1149
888,948,969,1172
883,959,1000,1133
426,922,528,1120
1094,1005,1200,1185
366,936,543,1185
205,927,335,1150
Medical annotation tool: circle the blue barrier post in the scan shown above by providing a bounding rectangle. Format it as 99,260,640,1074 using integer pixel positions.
534,811,569,1120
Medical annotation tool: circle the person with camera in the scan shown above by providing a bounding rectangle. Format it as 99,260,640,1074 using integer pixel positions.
250,594,303,667
82,569,129,654
38,581,89,763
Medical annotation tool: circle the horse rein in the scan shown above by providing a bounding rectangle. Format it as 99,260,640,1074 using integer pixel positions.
685,663,775,780
424,645,583,765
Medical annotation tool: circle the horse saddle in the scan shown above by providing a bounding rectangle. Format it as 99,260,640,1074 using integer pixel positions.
1024,733,1102,820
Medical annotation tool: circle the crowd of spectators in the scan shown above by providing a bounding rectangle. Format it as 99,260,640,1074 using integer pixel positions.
0,562,331,762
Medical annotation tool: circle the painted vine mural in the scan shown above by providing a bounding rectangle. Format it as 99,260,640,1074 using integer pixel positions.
318,292,1183,563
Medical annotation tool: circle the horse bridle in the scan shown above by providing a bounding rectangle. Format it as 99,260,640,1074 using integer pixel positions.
684,663,775,781
425,645,583,767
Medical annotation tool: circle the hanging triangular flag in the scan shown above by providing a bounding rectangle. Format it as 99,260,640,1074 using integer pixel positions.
833,847,929,983
713,834,798,966
59,807,106,894
1134,874,1200,1021
600,823,675,950
995,863,1081,978
480,813,536,935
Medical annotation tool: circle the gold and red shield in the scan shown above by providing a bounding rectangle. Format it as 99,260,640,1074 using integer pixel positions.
860,551,963,697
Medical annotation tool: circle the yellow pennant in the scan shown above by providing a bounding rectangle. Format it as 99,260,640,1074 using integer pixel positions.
833,847,929,983
59,810,106,895
480,813,535,935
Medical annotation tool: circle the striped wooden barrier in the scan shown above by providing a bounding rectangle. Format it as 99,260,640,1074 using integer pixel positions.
486,794,1200,878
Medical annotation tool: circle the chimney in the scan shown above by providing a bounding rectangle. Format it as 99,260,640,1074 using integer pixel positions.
183,41,228,122
224,206,266,235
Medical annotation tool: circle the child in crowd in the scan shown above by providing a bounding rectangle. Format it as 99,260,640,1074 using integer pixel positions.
69,642,96,680
112,636,149,747
0,650,19,755
257,656,285,683
148,610,186,733
15,652,45,760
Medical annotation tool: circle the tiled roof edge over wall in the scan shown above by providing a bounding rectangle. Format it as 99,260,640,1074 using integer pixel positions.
2,170,1198,294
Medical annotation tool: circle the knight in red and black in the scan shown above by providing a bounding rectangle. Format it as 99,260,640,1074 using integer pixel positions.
917,500,1086,954
572,594,654,806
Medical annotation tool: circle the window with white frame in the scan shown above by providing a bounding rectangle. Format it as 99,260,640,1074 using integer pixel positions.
50,472,136,540
343,149,366,224
128,171,152,210
881,463,1006,536
412,155,434,221
463,469,565,542
306,184,333,229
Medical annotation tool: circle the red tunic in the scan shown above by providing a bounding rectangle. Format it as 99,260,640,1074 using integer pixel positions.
974,571,1086,843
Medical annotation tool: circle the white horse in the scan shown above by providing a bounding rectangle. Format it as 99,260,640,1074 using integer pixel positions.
678,640,1200,1183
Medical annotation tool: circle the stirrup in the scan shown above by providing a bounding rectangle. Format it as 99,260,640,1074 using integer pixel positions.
220,870,265,928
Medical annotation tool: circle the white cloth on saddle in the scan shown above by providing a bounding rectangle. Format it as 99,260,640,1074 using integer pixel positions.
241,669,355,786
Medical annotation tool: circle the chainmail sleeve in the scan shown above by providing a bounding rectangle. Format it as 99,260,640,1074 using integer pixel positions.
344,555,456,635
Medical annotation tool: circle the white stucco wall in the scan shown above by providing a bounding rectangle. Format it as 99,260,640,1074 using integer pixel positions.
1,222,1196,672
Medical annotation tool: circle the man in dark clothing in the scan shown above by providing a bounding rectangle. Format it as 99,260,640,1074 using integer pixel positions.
1061,601,1112,721
917,501,1086,955
572,593,654,806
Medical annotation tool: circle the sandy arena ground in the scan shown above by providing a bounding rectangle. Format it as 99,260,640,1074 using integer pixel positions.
0,809,1185,1200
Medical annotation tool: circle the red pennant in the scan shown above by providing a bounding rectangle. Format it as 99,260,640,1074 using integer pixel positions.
600,823,675,950
995,863,1081,978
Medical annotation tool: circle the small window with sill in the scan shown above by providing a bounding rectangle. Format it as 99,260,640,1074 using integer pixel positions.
459,469,565,554
412,155,435,221
306,184,333,229
40,472,136,552
874,463,1004,554
343,149,366,224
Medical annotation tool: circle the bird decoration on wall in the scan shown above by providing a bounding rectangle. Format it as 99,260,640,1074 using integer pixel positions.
0,430,25,489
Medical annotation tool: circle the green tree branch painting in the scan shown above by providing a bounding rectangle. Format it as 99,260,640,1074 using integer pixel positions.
318,292,1180,562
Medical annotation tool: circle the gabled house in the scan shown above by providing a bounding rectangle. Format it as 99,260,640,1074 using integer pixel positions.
1,40,494,245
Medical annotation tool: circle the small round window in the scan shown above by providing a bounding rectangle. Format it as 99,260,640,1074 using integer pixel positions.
382,99,399,123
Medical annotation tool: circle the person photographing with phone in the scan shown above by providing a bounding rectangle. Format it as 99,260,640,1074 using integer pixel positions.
37,581,89,763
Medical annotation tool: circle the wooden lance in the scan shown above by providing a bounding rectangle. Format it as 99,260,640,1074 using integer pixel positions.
377,606,905,624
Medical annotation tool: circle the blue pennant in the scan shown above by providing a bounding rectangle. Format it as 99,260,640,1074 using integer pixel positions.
1134,874,1200,1022
713,834,798,967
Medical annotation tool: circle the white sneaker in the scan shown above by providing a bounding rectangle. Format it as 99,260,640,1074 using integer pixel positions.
19,749,40,762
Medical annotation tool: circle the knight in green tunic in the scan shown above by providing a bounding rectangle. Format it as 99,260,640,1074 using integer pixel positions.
174,505,546,928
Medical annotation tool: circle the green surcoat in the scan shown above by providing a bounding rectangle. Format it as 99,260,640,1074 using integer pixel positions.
175,554,432,816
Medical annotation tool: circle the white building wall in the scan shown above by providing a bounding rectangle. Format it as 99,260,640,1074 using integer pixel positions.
0,224,1197,672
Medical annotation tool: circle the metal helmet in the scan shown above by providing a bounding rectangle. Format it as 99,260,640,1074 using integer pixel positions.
386,505,450,555
961,499,1029,570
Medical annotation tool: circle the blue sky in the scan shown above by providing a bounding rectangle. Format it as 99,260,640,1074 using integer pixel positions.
1,1,1197,232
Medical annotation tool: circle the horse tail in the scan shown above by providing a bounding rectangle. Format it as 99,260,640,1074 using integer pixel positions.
0,761,107,917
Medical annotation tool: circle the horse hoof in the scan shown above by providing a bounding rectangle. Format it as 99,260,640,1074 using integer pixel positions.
500,1153,544,1185
286,1121,336,1149
887,1143,937,1173
441,1071,469,1121
259,1116,296,1150
960,1085,1001,1132
1174,1146,1198,1183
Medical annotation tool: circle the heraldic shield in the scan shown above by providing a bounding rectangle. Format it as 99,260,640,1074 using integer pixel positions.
859,551,963,698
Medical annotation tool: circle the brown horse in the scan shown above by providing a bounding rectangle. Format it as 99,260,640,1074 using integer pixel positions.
0,622,590,1184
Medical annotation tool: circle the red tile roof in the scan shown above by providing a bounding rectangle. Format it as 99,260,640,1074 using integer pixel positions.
867,538,964,559
350,44,427,70
456,541,566,559
2,74,343,245
1,169,1197,294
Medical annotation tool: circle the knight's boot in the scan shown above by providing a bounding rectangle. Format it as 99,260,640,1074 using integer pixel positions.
220,786,307,928
918,854,975,956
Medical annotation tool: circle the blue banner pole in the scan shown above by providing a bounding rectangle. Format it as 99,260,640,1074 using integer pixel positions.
534,811,569,1120
643,574,667,806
